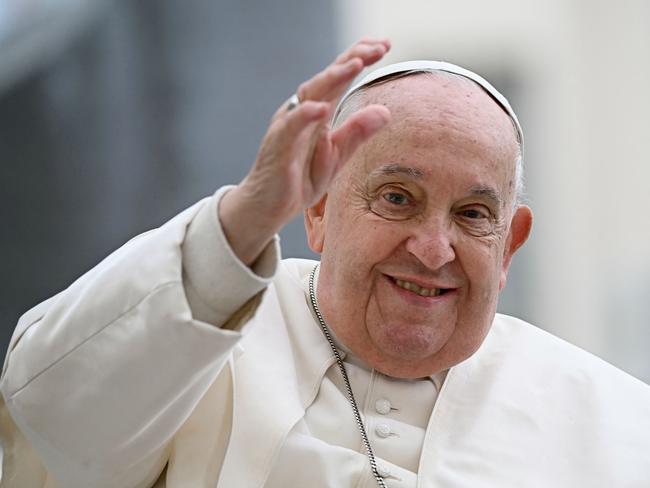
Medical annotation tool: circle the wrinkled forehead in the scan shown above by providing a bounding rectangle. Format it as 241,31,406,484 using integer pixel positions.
333,60,523,153
331,71,523,208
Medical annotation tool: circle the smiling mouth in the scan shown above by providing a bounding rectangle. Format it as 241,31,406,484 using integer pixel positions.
392,278,451,297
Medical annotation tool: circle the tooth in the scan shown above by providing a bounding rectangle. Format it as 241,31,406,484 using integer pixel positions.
394,278,444,297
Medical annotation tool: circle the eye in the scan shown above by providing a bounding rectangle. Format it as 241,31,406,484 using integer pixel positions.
461,208,487,219
383,192,409,206
455,205,496,236
369,186,419,220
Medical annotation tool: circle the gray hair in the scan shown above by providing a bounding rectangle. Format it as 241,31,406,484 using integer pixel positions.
332,70,525,206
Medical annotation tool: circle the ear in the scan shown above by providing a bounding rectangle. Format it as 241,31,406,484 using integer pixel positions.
499,205,533,290
304,193,328,253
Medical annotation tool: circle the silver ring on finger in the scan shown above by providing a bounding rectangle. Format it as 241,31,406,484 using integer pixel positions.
285,93,301,112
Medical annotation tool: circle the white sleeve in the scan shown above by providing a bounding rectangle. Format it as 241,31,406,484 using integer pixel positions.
0,186,280,488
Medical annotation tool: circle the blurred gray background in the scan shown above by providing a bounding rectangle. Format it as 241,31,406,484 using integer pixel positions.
0,0,334,349
1,0,648,382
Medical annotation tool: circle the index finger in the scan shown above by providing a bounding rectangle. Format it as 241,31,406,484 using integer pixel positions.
297,38,391,104
334,38,391,65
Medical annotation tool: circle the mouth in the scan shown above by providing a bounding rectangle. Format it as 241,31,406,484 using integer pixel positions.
389,276,452,298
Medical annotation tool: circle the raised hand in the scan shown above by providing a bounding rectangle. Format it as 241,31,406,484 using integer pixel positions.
219,38,392,266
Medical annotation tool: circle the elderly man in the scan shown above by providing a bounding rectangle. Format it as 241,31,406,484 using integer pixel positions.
1,39,649,487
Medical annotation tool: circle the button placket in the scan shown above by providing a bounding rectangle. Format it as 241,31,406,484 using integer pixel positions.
377,463,392,478
362,371,438,484
370,376,401,444
375,398,392,415
375,422,393,438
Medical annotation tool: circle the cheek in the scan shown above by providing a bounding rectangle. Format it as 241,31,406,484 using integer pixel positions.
322,219,409,305
457,237,504,295
361,221,411,266
453,242,502,350
332,211,403,256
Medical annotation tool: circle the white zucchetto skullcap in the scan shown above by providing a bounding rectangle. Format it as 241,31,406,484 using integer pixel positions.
334,60,524,154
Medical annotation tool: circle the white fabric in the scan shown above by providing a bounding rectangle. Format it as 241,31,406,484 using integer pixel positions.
1,189,650,487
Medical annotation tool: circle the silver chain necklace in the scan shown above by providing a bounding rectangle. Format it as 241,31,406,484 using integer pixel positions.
308,265,388,488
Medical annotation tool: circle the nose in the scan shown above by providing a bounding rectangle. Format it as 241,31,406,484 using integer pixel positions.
404,218,456,270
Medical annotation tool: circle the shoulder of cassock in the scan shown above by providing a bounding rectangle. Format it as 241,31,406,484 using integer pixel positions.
421,310,650,486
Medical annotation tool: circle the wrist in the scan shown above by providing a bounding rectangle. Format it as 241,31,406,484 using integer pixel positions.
218,186,283,267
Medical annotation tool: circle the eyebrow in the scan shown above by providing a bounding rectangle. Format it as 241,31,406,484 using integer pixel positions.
369,164,504,208
369,163,425,179
468,185,503,207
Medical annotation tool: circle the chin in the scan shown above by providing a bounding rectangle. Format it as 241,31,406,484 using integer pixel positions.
372,321,452,361
362,332,450,379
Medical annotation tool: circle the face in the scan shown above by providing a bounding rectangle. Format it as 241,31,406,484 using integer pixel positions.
305,74,532,379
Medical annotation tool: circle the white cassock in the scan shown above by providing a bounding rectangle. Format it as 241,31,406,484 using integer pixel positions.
1,187,649,488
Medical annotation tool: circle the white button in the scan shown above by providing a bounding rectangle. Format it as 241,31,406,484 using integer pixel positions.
375,423,391,438
377,464,392,478
375,398,392,415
